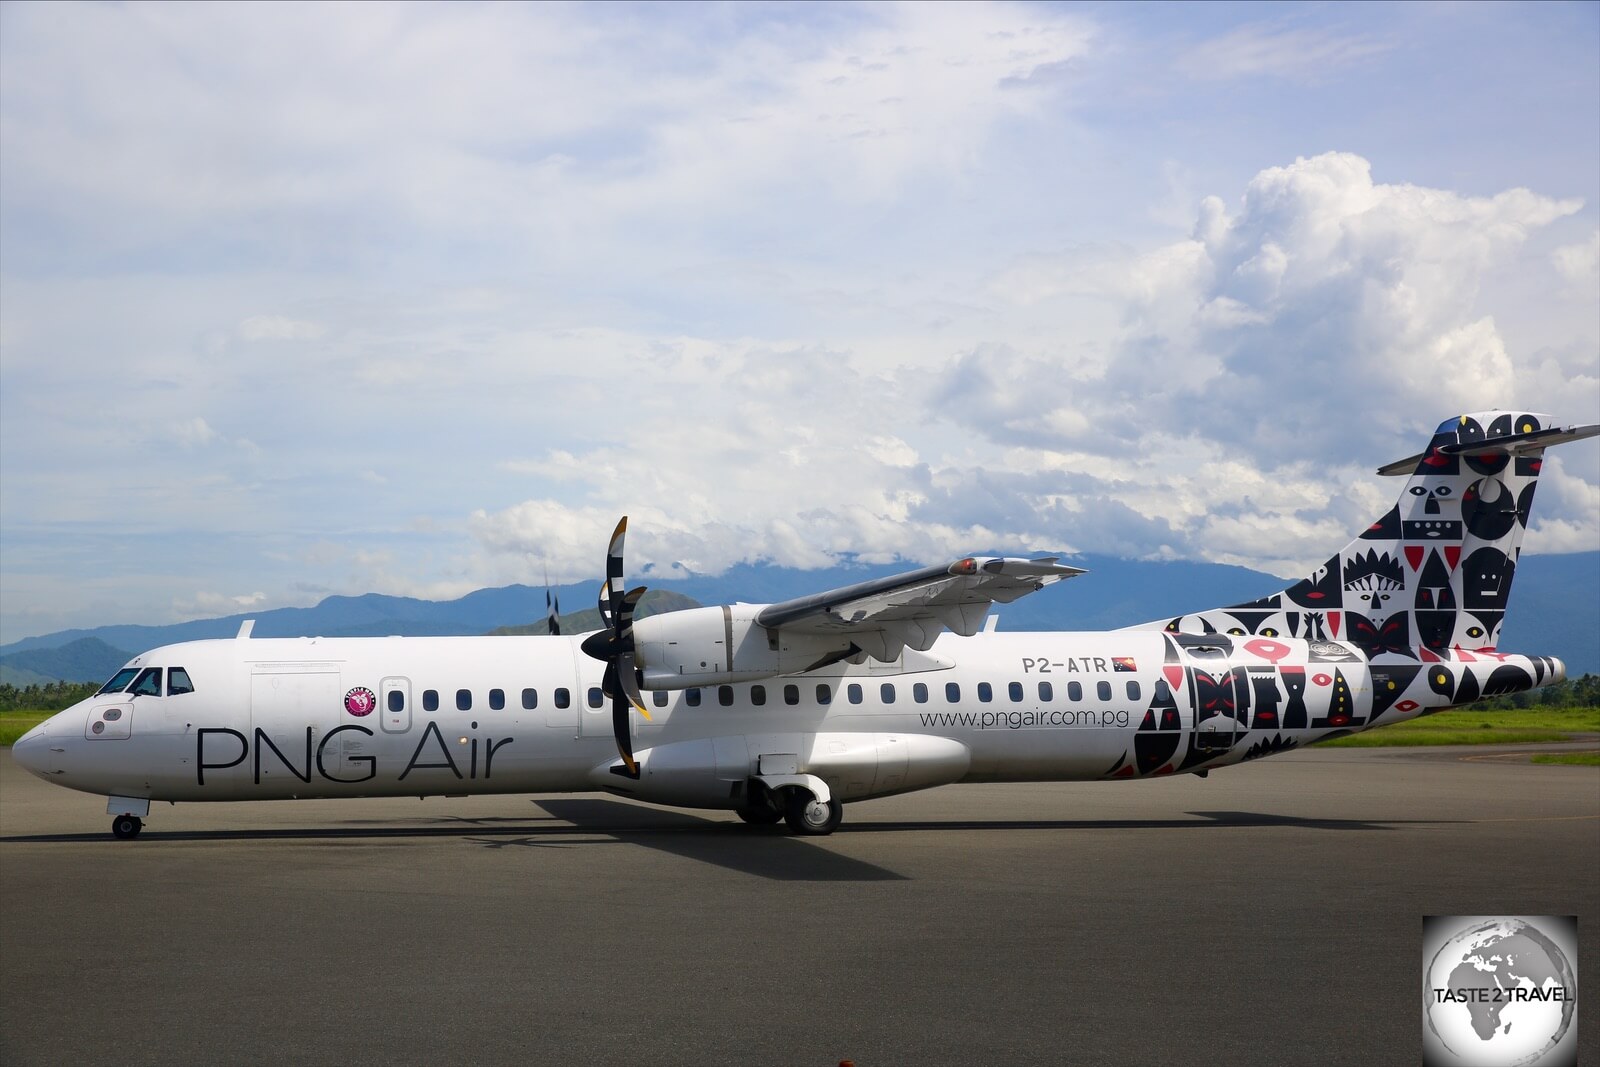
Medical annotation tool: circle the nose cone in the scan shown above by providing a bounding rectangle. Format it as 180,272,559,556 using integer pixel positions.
11,721,54,779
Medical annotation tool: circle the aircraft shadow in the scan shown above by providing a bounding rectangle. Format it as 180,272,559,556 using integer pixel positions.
0,807,1459,881
847,810,1461,833
526,798,907,882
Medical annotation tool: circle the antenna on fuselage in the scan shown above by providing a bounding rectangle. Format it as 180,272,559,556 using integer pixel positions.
236,619,255,639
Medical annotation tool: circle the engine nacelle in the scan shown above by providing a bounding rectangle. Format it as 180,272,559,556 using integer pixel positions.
590,736,753,808
633,605,851,689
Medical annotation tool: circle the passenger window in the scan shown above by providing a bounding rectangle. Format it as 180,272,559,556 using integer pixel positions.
718,686,734,707
587,687,603,709
880,683,896,704
913,682,928,703
1097,681,1112,701
652,690,668,708
945,682,961,702
1038,681,1053,702
1126,681,1141,701
522,688,538,710
554,688,571,709
686,688,702,707
388,690,405,713
130,668,162,697
98,668,140,695
816,684,832,705
1154,680,1170,703
751,685,766,707
784,684,799,706
489,688,505,711
1067,682,1083,701
424,689,439,712
978,682,993,703
168,668,195,695
456,689,473,711
1008,681,1023,702
847,684,863,705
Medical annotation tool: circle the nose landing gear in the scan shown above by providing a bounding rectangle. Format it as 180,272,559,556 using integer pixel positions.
111,814,143,840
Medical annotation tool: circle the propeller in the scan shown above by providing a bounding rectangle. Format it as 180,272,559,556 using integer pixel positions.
544,567,561,636
578,517,652,778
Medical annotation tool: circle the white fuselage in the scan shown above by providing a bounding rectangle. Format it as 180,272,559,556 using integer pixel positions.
16,628,1546,812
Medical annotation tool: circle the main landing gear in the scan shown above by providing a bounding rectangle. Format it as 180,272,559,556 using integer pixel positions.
111,815,143,840
783,791,843,835
736,781,844,835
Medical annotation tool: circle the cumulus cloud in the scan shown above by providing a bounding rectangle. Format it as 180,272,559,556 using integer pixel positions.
959,153,1584,458
1553,231,1599,290
463,153,1596,586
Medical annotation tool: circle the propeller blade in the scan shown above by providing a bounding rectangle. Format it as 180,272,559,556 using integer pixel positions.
545,582,560,637
617,586,647,639
612,690,639,778
618,651,651,721
604,516,628,621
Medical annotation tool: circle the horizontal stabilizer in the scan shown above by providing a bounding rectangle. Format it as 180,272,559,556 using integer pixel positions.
1377,422,1598,476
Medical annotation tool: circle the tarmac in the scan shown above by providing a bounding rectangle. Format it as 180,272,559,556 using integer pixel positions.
2,742,1596,1067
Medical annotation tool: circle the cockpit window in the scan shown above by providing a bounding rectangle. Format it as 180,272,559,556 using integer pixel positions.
168,668,194,695
129,667,163,697
97,668,140,695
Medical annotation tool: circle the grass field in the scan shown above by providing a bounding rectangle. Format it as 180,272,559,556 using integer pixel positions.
1530,752,1600,766
0,712,49,747
1314,706,1600,747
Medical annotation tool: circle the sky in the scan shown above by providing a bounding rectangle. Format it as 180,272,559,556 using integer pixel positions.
1,1,1597,644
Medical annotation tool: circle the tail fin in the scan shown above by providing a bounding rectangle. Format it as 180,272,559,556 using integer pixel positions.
1143,411,1598,658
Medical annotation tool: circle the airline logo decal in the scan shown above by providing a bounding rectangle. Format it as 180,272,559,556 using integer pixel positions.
344,687,376,717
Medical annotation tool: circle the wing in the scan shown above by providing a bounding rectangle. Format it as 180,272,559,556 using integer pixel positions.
754,556,1083,661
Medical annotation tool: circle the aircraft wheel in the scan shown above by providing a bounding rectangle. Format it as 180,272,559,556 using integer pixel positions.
783,790,842,836
111,815,143,840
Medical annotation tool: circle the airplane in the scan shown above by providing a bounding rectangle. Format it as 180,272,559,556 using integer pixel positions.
12,409,1598,840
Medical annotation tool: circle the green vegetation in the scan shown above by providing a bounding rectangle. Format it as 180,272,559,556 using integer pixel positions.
1530,752,1600,766
0,681,98,712
1467,674,1600,710
1320,676,1598,750
1319,706,1598,747
1,712,51,747
1,683,99,745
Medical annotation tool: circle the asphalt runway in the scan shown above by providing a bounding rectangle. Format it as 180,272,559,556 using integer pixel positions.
2,744,1596,1067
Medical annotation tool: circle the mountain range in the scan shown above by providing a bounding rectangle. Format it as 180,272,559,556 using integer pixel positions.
2,551,1595,684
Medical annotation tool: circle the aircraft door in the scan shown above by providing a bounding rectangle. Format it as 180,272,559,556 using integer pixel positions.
580,682,610,739
380,677,411,733
1170,634,1245,755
